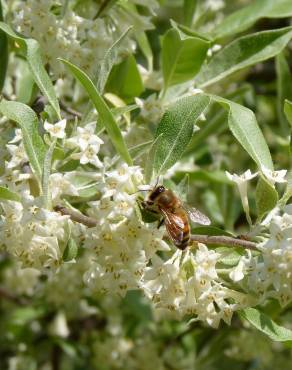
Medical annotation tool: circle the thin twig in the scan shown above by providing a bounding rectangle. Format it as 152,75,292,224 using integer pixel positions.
191,235,257,250
59,101,82,118
54,205,258,250
54,205,97,227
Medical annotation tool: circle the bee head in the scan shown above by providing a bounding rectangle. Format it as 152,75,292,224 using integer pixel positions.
149,184,165,202
154,185,165,193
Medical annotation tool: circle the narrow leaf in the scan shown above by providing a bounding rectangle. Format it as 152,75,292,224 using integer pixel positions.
276,52,292,136
183,0,198,27
240,308,292,342
0,2,8,91
60,58,132,165
42,138,57,209
153,94,210,177
196,27,292,88
284,99,292,127
0,186,21,202
0,22,60,118
145,134,163,184
214,0,292,40
135,31,153,71
212,96,274,170
97,26,132,94
162,27,209,90
0,100,46,182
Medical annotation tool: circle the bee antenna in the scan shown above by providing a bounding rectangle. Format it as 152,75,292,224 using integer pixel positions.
154,175,161,188
131,185,152,195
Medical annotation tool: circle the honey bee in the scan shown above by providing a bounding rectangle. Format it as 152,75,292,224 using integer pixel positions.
142,185,211,250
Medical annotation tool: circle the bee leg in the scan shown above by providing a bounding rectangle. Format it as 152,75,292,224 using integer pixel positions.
157,218,164,229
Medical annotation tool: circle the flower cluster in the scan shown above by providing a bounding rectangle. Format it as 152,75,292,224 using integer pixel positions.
10,0,157,78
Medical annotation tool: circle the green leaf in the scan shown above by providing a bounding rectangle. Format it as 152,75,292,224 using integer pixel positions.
97,26,132,94
60,58,132,165
0,2,8,92
16,60,37,104
196,27,292,88
276,52,292,136
0,186,21,202
63,238,78,262
0,100,46,182
214,0,292,40
284,99,292,127
212,96,274,170
42,138,57,209
152,94,210,178
192,226,233,237
188,169,232,184
161,26,209,90
255,175,279,221
0,22,60,119
240,308,292,342
106,54,144,99
183,0,198,27
145,134,163,184
135,31,153,71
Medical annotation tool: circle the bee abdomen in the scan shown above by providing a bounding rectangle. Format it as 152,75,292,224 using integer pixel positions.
176,224,190,250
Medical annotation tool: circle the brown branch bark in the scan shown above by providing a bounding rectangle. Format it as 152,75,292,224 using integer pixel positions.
54,205,97,228
54,205,258,250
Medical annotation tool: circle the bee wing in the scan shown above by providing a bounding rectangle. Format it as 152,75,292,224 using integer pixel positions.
183,203,211,225
160,208,184,245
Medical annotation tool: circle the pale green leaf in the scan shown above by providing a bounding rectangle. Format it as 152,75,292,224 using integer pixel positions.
63,238,78,262
0,186,21,202
276,53,292,136
240,308,292,342
135,31,153,71
284,99,292,127
0,22,60,119
60,58,132,165
42,138,57,209
97,26,132,94
255,176,279,221
0,100,46,182
214,0,292,40
153,94,210,177
145,134,163,184
196,27,292,88
162,27,210,90
212,96,274,170
0,2,8,92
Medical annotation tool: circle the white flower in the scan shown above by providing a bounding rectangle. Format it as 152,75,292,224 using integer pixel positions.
44,119,67,139
6,144,28,169
229,252,253,283
8,128,22,144
49,311,70,338
207,44,222,57
192,243,220,281
205,0,225,12
49,172,79,201
67,122,103,151
135,95,164,124
226,170,258,224
261,165,287,184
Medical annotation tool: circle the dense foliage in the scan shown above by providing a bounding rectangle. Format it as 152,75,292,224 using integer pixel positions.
0,0,292,369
